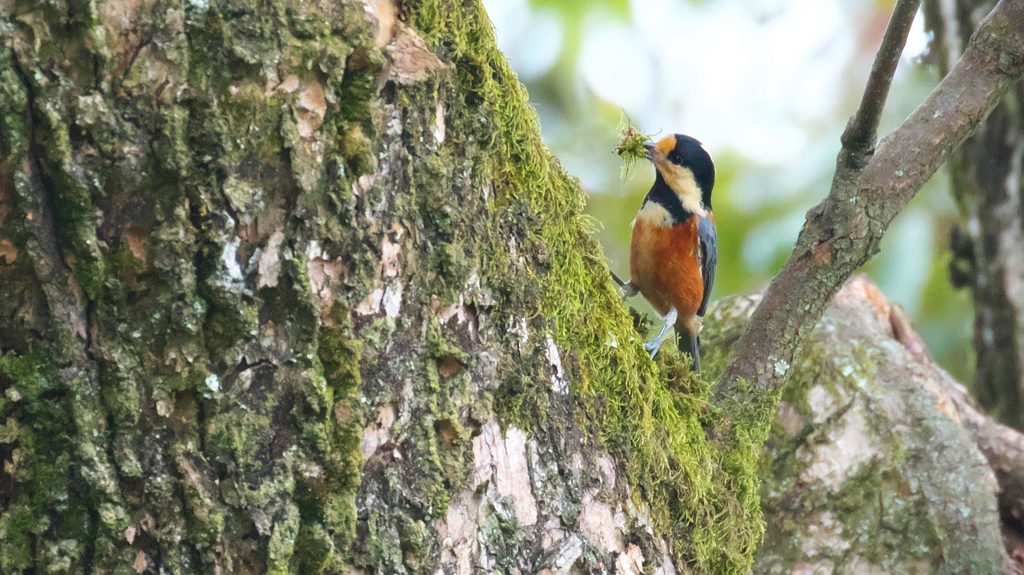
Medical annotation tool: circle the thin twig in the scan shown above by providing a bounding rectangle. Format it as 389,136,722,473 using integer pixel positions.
840,0,923,170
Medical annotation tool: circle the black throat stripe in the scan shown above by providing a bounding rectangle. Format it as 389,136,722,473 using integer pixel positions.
644,174,695,225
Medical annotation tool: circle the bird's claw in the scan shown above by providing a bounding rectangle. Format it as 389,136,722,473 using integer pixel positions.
644,340,661,360
643,308,676,361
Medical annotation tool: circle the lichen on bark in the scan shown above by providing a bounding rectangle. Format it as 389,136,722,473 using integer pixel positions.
0,0,773,573
704,278,1009,574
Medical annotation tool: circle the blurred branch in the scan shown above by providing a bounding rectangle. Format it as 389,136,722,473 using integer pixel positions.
924,0,1024,430
713,0,1024,405
922,0,954,77
840,0,922,170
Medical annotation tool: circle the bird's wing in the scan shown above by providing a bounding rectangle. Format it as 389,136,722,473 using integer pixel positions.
697,215,718,317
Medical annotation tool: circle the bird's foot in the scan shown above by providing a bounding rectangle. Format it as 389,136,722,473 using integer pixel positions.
644,308,677,360
644,339,663,360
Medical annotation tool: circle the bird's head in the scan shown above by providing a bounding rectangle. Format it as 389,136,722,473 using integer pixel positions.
644,134,715,214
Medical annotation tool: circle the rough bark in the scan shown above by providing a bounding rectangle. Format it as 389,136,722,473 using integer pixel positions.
0,0,761,573
705,277,1013,574
5,0,1024,573
715,0,1024,421
927,0,1024,431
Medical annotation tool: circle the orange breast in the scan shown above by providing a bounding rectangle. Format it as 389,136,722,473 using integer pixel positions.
630,212,703,320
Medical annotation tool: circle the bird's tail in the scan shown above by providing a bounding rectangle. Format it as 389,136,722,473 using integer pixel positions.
677,328,701,373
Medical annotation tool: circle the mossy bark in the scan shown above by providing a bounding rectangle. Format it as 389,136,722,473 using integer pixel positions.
2,2,1019,572
703,277,1010,574
0,0,766,573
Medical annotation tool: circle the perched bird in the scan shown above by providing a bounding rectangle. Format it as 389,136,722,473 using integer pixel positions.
612,134,718,371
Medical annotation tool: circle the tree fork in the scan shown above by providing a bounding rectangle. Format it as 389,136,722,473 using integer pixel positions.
716,0,1024,404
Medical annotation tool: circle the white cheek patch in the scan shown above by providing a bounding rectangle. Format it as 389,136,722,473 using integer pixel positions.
658,162,707,217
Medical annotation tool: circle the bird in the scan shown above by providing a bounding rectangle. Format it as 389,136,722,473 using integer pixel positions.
612,134,718,371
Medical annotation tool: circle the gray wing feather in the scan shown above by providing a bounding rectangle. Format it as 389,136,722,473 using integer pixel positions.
697,216,717,317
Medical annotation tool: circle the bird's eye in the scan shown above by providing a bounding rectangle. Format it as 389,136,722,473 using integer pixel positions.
668,151,682,164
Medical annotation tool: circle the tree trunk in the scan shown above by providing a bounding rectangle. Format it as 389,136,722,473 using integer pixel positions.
705,277,1010,574
0,0,760,572
3,0,1024,573
929,0,1024,430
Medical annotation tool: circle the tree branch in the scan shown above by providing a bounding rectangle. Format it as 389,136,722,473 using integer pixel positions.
840,0,923,169
714,0,1024,404
922,0,954,78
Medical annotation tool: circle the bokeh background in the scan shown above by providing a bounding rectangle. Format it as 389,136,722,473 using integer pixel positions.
482,0,974,382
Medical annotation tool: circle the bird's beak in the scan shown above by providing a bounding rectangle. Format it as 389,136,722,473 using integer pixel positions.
643,141,656,161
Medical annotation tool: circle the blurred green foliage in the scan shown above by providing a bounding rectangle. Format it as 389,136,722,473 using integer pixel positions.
501,0,974,382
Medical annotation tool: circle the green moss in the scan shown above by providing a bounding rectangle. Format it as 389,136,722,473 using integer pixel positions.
0,0,777,570
311,306,365,553
493,350,551,434
294,523,336,575
614,114,654,179
0,350,88,573
404,1,768,570
268,502,301,575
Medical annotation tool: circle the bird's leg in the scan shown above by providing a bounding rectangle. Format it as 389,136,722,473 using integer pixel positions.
610,270,639,298
644,308,677,360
